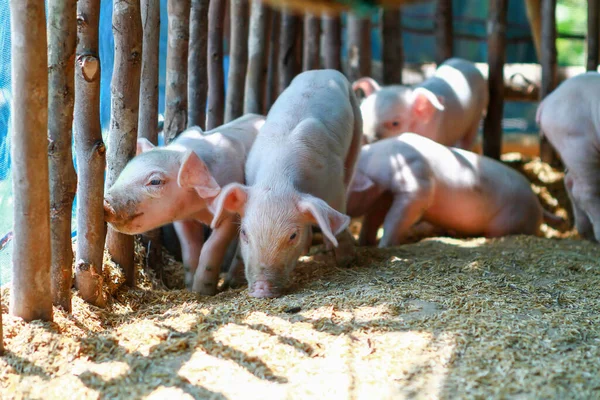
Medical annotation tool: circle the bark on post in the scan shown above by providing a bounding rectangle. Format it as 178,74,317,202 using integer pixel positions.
9,0,53,321
525,0,542,62
139,0,161,274
207,0,226,130
323,14,341,71
482,0,508,161
189,0,210,128
164,0,190,143
278,11,302,94
0,297,3,354
587,0,599,72
48,0,77,312
347,14,371,82
245,0,271,114
539,0,560,165
105,0,143,287
265,9,281,112
225,0,250,122
434,0,453,64
381,8,403,85
303,13,320,71
74,0,106,307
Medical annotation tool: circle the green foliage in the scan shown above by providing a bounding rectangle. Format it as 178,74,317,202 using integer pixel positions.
556,0,586,66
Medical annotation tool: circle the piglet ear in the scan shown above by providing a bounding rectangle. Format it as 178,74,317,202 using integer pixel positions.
298,194,350,247
352,77,381,98
177,150,221,198
411,88,445,123
137,138,156,155
210,183,249,229
349,170,375,193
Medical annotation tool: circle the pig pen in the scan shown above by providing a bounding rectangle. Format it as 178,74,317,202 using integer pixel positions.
1,153,599,400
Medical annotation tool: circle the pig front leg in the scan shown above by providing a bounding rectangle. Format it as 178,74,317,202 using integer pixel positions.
173,219,205,288
191,214,239,295
358,192,394,246
379,193,430,248
220,241,248,290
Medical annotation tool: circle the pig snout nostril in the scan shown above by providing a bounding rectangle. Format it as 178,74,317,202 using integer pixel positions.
249,280,279,298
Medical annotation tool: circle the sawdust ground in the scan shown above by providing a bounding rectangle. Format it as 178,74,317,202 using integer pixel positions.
1,154,599,400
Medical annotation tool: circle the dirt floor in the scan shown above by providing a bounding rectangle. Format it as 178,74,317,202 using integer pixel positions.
1,154,599,400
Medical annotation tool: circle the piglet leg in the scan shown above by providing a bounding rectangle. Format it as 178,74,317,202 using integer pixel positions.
173,219,205,288
379,194,429,247
192,214,239,295
220,241,248,290
359,192,393,246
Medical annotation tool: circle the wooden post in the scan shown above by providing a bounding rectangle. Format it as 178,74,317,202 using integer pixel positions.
381,8,403,85
278,11,302,94
323,14,341,71
435,0,453,64
482,0,508,160
9,0,53,321
265,9,281,112
139,0,162,275
225,0,250,122
525,0,542,62
189,0,210,128
164,0,190,143
105,0,143,287
245,0,271,114
303,13,320,71
74,0,106,307
587,0,599,72
48,0,77,312
0,296,3,354
347,14,371,82
207,0,226,130
539,0,560,165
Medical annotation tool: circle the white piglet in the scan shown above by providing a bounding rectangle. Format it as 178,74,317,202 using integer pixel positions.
211,69,363,298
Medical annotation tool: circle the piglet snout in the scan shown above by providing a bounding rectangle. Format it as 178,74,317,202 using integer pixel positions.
249,280,280,298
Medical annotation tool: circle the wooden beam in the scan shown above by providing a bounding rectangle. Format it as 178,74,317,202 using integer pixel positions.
381,8,403,84
347,13,372,82
188,0,210,128
587,0,599,71
278,11,302,94
265,8,281,112
245,1,270,114
303,13,321,70
207,0,226,130
434,0,453,63
225,0,250,122
482,0,508,160
323,14,341,71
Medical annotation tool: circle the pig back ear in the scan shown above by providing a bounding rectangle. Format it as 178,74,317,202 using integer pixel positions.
352,77,381,98
349,170,375,193
137,138,156,155
177,150,221,198
297,194,350,247
210,183,249,229
411,88,445,123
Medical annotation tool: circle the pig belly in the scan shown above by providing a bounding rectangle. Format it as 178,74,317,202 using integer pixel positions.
422,192,495,236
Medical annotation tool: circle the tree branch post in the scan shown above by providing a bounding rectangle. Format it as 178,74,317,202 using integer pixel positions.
278,10,302,94
74,0,106,307
189,0,210,128
587,0,599,72
302,13,320,71
381,8,403,84
434,0,453,64
265,8,281,112
225,0,250,122
48,0,77,312
207,0,226,130
105,0,143,287
9,0,53,321
482,0,508,160
323,14,341,71
245,0,271,114
347,13,371,82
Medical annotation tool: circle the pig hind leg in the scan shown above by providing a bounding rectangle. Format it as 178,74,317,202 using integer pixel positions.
569,177,600,243
343,87,365,191
359,192,394,246
379,193,430,248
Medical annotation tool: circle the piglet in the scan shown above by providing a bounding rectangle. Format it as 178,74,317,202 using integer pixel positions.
103,113,266,294
353,57,488,150
537,72,600,242
210,69,363,298
347,133,550,247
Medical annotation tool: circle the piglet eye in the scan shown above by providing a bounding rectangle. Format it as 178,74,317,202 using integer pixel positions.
392,121,399,127
289,232,297,241
149,179,163,186
240,229,248,242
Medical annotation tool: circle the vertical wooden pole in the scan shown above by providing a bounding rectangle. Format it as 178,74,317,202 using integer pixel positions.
303,13,321,71
164,0,190,143
347,13,371,82
48,0,77,312
323,14,342,71
74,0,106,307
139,0,162,274
105,0,143,287
587,0,599,72
381,8,403,85
189,0,210,128
435,0,453,64
245,0,270,114
9,0,53,321
279,11,302,94
539,0,560,165
482,0,508,160
207,0,226,130
525,0,542,62
265,9,281,112
225,0,250,122
0,296,3,354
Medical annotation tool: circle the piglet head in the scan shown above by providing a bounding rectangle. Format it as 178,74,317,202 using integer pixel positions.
211,184,350,298
104,138,220,235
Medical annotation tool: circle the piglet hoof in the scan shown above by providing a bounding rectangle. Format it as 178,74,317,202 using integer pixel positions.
192,279,219,296
332,230,357,268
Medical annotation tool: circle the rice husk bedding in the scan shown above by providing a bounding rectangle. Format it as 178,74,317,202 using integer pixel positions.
1,155,599,400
